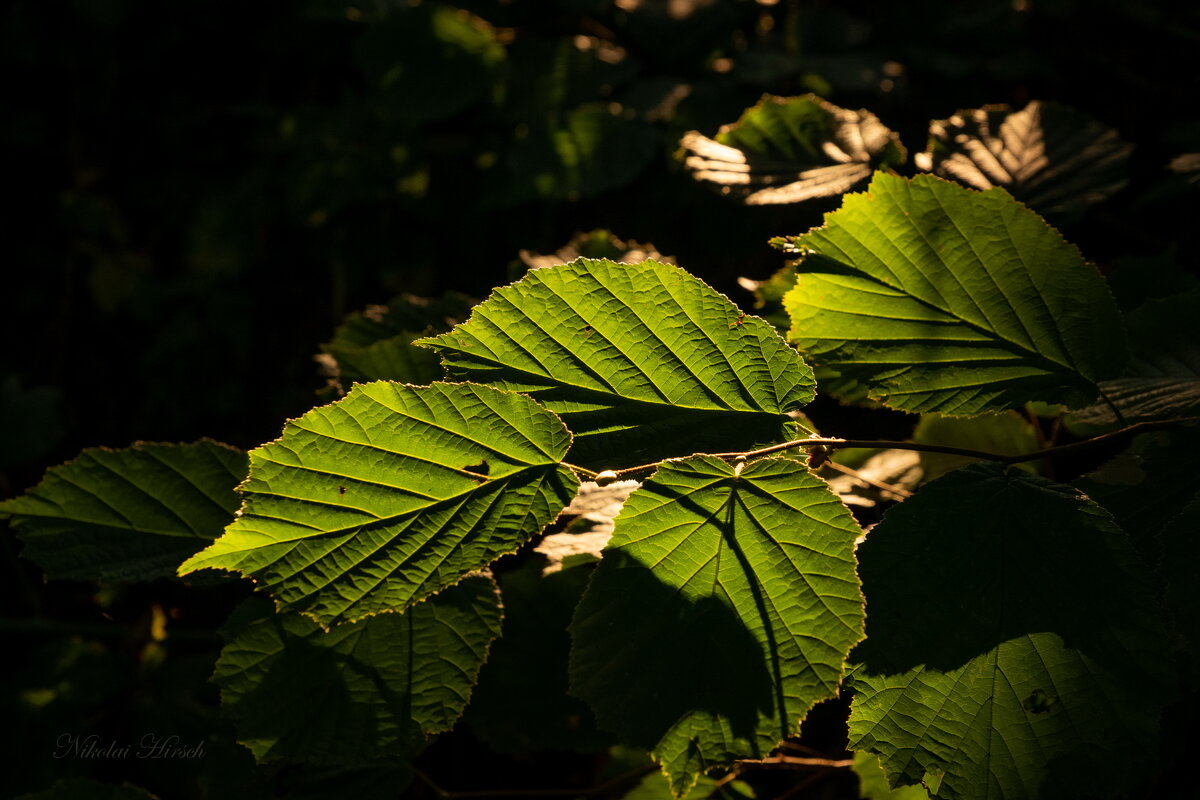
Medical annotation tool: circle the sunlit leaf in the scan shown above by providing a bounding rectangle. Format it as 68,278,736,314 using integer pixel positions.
681,94,905,204
852,751,931,800
214,575,501,763
571,456,864,796
914,100,1132,217
849,463,1174,800
179,382,577,626
419,258,815,469
1,440,246,581
772,173,1128,413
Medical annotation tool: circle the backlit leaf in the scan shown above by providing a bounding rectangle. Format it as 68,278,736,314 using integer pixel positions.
214,575,501,763
914,101,1132,217
1,439,246,581
418,258,815,469
179,382,577,627
681,94,906,204
772,173,1127,413
570,456,864,796
848,463,1173,800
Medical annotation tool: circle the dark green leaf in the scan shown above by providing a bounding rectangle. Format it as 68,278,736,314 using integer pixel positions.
464,555,610,754
1069,287,1200,425
319,293,475,392
1,439,246,581
571,456,864,795
773,173,1127,413
179,382,577,626
354,3,505,125
214,575,501,763
682,95,905,204
419,258,815,469
849,463,1174,800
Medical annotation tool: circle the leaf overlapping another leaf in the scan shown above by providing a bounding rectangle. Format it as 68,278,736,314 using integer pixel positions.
914,100,1132,218
1,439,246,581
848,463,1174,800
681,94,906,204
179,382,578,627
214,575,502,764
570,456,864,796
773,172,1128,414
419,258,816,469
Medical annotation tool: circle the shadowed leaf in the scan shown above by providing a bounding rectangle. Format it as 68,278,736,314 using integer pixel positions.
571,456,863,796
849,463,1173,800
214,575,501,763
914,101,1132,217
2,439,246,581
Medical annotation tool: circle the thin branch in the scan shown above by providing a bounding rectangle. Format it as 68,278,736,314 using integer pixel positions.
605,417,1200,480
413,764,657,799
736,755,855,770
563,462,599,479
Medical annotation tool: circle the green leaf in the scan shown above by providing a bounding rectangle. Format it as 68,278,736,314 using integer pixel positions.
1162,493,1200,684
911,412,1041,482
772,172,1127,414
18,780,159,800
1074,426,1200,554
848,463,1174,800
852,752,931,800
737,263,797,333
1,439,247,581
418,258,816,469
354,3,505,125
914,101,1132,218
464,555,611,754
681,94,906,204
179,382,578,626
1069,287,1200,426
214,574,501,764
499,104,658,203
319,293,475,392
570,456,864,796
519,229,673,271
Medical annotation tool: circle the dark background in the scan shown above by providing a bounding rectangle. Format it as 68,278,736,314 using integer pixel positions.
2,0,1198,797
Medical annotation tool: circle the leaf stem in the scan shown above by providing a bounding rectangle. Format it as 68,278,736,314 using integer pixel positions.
605,416,1200,480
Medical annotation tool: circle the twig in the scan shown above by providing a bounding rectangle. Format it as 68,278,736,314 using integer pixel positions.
736,755,855,770
1098,388,1129,427
413,764,657,799
563,462,599,479
605,417,1200,480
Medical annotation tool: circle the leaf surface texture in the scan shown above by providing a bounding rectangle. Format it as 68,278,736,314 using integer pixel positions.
570,455,863,795
179,382,577,626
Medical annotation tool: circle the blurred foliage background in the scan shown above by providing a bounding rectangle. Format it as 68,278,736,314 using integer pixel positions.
2,0,1198,797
